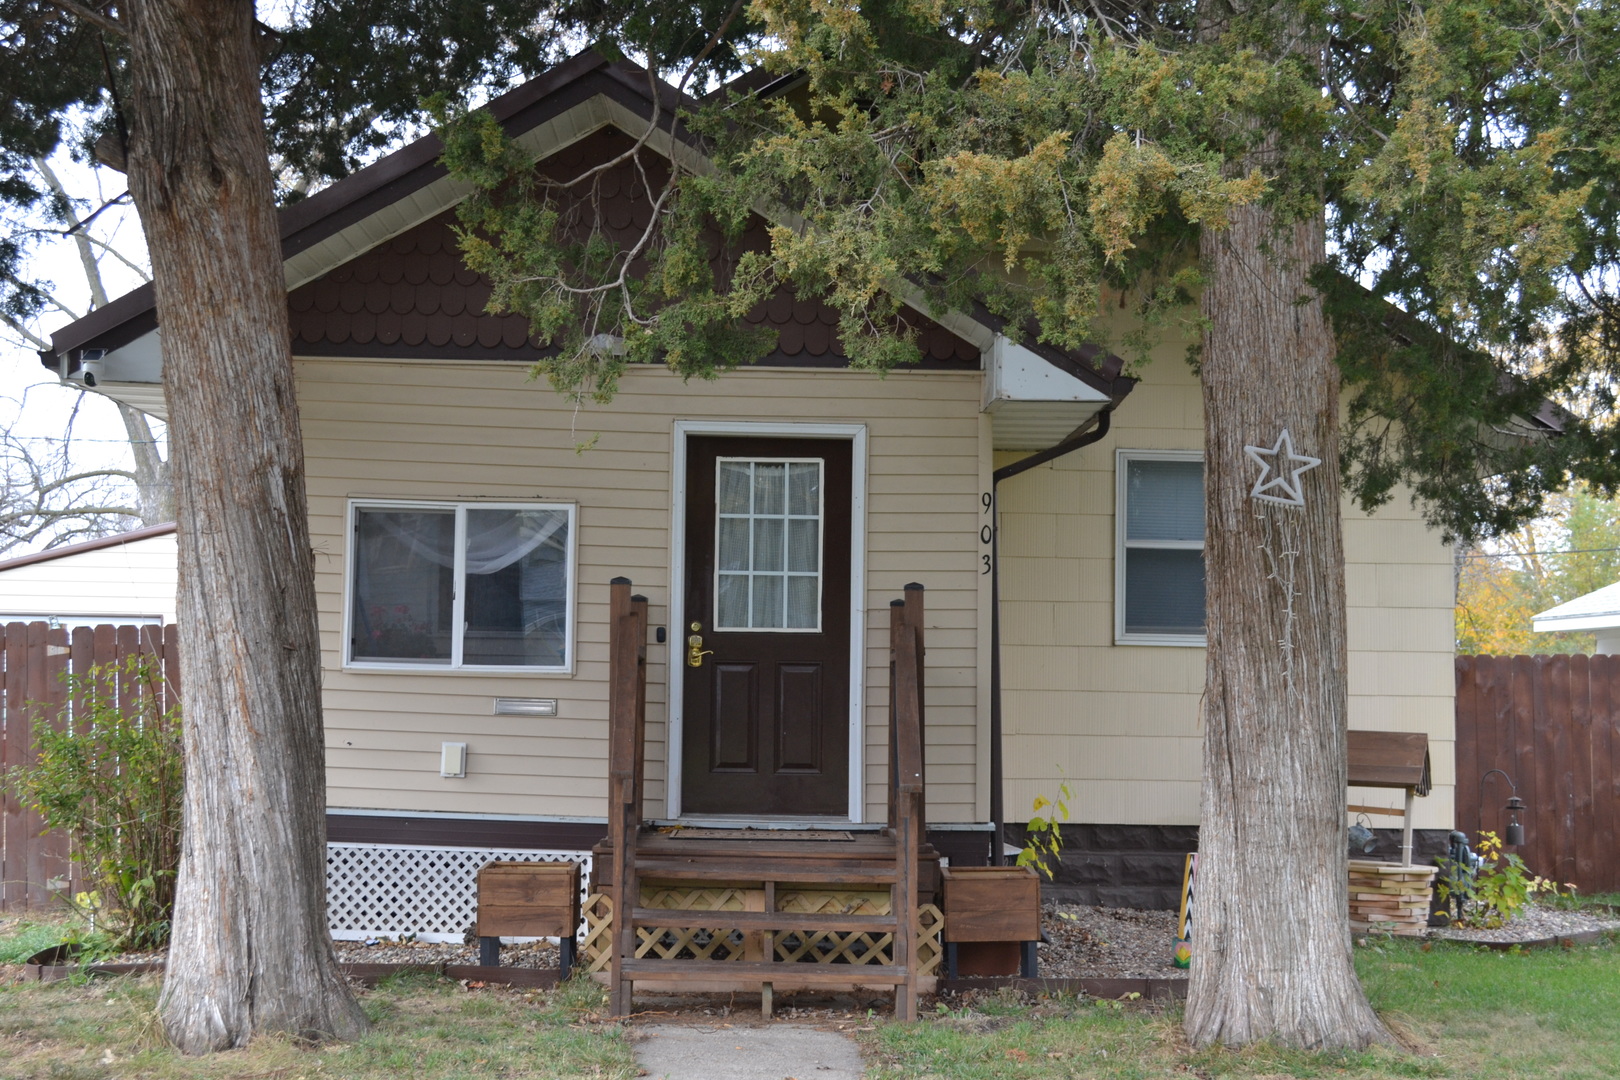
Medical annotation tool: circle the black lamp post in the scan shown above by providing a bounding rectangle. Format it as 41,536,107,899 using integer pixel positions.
1482,769,1526,847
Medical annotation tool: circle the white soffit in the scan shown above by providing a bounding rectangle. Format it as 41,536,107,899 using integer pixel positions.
982,334,1109,450
1533,580,1620,634
80,329,168,419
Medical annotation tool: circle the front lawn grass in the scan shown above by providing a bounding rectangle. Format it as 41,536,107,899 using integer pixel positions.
3,928,1616,1079
0,914,74,963
865,935,1620,1079
0,969,636,1080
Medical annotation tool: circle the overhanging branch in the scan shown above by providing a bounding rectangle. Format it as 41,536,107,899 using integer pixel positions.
42,0,125,36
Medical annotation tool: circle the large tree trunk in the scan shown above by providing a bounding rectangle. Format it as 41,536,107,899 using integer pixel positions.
1183,200,1389,1049
122,0,367,1052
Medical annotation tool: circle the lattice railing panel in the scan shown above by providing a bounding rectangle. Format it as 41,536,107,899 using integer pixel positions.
326,842,590,943
582,893,614,973
579,890,943,976
777,889,889,916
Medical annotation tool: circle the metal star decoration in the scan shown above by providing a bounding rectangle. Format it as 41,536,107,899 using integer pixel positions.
1244,428,1321,507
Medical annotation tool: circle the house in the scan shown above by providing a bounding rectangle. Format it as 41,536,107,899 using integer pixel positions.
0,522,177,627
1533,582,1620,654
39,52,1458,992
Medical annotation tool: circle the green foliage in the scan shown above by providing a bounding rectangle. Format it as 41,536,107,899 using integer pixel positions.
4,655,183,950
436,96,780,404
0,917,70,963
1456,486,1620,654
1015,782,1071,881
1437,831,1562,928
443,0,1620,543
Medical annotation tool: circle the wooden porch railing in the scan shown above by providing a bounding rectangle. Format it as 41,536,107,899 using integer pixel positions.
888,583,927,1021
605,578,649,1017
602,579,926,1021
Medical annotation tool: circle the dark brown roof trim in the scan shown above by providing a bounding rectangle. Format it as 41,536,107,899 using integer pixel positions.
42,48,1128,399
48,51,662,359
0,522,177,573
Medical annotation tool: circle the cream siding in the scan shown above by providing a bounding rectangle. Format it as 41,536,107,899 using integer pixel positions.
996,356,1456,831
298,357,988,824
0,532,178,624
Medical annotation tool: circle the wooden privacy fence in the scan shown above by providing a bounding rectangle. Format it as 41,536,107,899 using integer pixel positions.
0,621,180,910
1455,654,1620,896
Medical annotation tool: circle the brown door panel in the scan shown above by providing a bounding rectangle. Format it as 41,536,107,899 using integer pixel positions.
682,435,852,817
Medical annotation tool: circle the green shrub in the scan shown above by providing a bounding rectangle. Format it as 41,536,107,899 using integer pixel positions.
4,654,183,950
1437,830,1561,928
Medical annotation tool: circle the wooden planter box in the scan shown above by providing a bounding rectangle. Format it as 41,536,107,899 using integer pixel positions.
476,860,581,975
1348,860,1436,937
941,865,1041,977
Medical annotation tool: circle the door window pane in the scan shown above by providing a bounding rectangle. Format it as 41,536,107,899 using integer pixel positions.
351,508,455,664
715,458,822,631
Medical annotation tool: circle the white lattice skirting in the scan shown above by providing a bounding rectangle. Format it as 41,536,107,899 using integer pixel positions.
326,842,591,943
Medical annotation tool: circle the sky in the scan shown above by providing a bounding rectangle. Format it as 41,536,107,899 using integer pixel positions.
1,138,156,501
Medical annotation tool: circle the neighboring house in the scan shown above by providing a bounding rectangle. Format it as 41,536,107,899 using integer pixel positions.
1533,583,1620,654
38,52,1459,934
0,523,177,627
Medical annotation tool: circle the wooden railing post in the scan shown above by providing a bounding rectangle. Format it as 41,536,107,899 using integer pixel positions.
606,577,647,1017
904,583,926,828
889,589,926,1022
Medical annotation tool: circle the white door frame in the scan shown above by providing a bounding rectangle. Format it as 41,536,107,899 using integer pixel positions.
667,419,869,823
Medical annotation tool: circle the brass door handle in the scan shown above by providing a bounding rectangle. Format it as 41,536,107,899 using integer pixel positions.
687,634,715,668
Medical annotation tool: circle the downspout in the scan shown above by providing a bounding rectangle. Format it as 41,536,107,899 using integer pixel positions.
988,406,1114,864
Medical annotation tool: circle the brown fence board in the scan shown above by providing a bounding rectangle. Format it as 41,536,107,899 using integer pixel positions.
0,621,178,911
3,624,29,908
1456,655,1620,896
162,624,181,712
1569,655,1595,889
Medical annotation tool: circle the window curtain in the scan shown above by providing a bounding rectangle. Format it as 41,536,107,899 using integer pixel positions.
376,510,567,575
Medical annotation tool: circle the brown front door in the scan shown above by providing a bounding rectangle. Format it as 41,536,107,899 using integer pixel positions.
681,436,852,816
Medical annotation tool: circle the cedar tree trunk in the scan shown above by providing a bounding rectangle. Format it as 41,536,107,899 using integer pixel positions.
1182,199,1390,1049
122,0,367,1052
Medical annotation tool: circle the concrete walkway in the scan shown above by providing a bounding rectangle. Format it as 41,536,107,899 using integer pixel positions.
634,1023,865,1080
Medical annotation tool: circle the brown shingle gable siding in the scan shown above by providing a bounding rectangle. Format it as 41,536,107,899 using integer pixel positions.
289,128,981,369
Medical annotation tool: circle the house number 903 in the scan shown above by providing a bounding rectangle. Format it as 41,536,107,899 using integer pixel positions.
980,492,994,574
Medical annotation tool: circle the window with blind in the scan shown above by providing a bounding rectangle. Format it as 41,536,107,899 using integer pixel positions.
1115,451,1206,645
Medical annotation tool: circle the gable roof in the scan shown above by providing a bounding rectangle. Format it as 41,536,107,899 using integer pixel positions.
41,49,1129,418
1533,581,1620,634
0,522,177,573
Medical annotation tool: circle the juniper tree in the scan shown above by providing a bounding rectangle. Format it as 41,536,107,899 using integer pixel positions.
442,0,1620,1049
0,0,631,1052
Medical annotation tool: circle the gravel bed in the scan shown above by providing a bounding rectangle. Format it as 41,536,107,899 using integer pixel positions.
1038,903,1187,980
95,937,563,969
1427,903,1620,944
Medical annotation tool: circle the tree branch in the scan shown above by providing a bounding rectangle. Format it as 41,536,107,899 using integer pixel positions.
0,311,51,350
42,0,125,37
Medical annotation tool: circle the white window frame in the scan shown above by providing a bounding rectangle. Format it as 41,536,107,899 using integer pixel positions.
343,498,579,674
1114,449,1206,647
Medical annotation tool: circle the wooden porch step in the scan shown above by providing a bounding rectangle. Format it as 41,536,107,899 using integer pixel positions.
620,959,907,985
630,908,899,934
633,856,899,885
